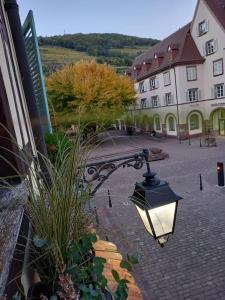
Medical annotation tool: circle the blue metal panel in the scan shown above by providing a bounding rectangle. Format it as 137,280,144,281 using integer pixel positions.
22,10,52,134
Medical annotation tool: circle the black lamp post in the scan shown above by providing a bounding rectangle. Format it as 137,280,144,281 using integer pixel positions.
85,148,183,247
130,149,183,247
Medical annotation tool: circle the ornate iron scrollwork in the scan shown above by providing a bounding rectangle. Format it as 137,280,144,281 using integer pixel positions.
84,150,147,196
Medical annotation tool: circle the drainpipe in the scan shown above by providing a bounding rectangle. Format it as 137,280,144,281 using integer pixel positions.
4,0,49,179
173,67,181,142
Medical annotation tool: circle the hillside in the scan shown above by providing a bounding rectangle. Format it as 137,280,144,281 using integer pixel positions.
39,33,159,75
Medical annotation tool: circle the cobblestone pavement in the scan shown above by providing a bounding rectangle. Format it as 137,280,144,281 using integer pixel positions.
91,132,225,300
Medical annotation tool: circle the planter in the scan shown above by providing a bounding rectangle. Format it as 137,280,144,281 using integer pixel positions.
127,126,135,135
27,283,113,300
102,288,113,300
27,282,51,299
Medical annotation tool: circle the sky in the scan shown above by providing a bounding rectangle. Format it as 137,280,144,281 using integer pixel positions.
17,0,198,40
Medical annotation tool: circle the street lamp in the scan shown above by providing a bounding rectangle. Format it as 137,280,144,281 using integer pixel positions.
85,148,183,247
130,149,183,247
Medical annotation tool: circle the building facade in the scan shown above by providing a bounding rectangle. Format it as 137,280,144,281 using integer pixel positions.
0,0,50,297
129,0,225,137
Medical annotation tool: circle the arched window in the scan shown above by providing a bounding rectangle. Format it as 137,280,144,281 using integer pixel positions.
168,116,175,131
190,114,199,130
155,116,161,130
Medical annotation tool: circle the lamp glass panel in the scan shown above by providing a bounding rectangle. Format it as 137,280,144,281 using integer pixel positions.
148,202,176,237
135,205,153,235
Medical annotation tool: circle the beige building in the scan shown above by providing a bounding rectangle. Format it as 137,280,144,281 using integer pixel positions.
128,0,225,138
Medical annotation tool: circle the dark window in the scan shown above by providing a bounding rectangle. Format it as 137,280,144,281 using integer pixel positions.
155,117,161,130
190,114,200,130
141,98,147,108
165,93,172,105
187,89,198,102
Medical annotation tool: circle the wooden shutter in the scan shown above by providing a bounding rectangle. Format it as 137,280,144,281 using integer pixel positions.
22,11,52,134
202,44,206,56
171,93,174,104
186,91,189,102
211,87,215,99
205,20,209,32
214,39,218,52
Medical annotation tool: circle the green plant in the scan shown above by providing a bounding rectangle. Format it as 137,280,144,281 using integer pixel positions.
27,131,92,267
0,125,139,299
134,114,152,132
45,132,72,163
33,232,139,299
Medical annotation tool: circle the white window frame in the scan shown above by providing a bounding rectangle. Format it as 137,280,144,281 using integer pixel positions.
213,59,223,77
199,20,209,36
151,96,159,107
165,93,172,105
163,71,171,86
215,84,224,99
188,89,198,102
206,39,216,55
187,66,197,81
150,77,156,90
150,77,159,90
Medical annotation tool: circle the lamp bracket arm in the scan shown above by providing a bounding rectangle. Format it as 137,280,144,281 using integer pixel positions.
84,150,147,197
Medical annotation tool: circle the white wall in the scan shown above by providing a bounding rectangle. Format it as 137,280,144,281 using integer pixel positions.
136,68,177,108
175,65,204,104
134,0,225,136
191,0,225,100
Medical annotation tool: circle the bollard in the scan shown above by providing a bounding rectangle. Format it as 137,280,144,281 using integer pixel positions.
200,139,202,147
217,162,224,187
188,135,191,146
94,206,100,225
108,189,112,208
199,173,203,191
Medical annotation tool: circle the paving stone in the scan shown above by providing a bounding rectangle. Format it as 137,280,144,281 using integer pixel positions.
91,134,225,300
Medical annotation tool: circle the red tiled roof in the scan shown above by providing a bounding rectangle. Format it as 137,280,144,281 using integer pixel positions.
132,23,204,81
205,0,225,30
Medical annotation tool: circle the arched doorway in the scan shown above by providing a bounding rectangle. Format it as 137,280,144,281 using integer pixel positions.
211,109,225,135
153,115,162,132
188,112,203,135
166,114,177,136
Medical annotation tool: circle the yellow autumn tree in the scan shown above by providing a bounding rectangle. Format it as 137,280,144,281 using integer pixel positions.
46,60,136,115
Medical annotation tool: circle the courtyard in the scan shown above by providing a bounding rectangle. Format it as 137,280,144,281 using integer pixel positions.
91,132,225,300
